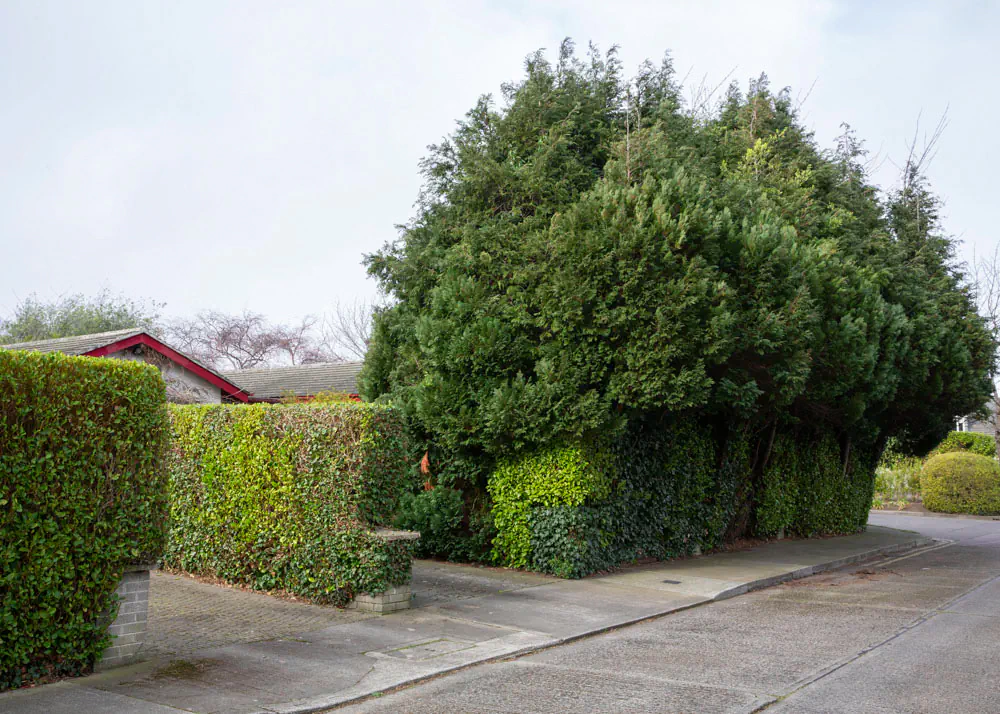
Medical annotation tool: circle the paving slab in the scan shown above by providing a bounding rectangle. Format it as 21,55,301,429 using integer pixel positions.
425,579,707,638
0,525,932,714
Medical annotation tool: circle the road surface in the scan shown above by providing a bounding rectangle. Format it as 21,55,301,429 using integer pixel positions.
336,513,1000,714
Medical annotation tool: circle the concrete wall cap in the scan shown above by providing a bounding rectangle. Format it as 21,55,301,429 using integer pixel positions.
122,562,159,573
370,528,421,542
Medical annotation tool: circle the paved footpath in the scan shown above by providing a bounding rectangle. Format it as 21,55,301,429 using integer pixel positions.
0,524,929,714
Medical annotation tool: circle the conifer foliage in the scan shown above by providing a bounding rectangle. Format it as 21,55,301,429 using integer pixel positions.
362,41,996,568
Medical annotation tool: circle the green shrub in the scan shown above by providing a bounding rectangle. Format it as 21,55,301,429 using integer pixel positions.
485,419,877,578
165,403,414,605
756,432,873,537
931,431,997,459
0,350,168,690
605,418,731,560
487,419,741,577
394,488,467,560
873,457,922,501
488,442,611,571
922,452,1000,515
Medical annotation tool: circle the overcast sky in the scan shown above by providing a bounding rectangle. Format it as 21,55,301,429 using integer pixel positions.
1,1,996,324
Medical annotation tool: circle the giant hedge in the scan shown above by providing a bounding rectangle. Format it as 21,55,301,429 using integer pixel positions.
0,350,169,690
361,42,997,576
164,403,414,604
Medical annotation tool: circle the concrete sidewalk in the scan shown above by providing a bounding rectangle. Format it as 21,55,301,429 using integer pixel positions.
0,525,931,714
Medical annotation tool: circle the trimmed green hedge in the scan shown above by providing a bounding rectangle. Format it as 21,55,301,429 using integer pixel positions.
922,452,1000,515
931,431,997,459
0,350,168,690
487,418,875,578
489,442,612,573
165,403,414,604
755,432,874,537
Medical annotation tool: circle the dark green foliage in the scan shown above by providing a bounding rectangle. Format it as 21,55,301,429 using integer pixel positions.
922,452,1000,515
165,403,413,605
755,432,874,537
0,289,162,344
0,350,168,690
490,417,868,578
363,41,996,571
393,488,467,560
930,431,998,459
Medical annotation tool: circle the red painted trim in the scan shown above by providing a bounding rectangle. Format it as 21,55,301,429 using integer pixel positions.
83,334,251,402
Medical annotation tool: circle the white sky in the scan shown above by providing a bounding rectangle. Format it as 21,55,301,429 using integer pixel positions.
1,0,997,324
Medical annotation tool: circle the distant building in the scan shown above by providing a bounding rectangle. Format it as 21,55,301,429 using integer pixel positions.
222,362,363,403
956,397,999,435
2,328,249,404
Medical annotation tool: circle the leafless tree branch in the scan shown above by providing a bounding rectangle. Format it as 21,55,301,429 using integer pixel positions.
972,245,1000,458
166,310,334,370
320,298,382,361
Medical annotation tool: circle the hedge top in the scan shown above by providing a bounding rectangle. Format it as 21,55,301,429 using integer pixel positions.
0,349,170,564
930,431,997,459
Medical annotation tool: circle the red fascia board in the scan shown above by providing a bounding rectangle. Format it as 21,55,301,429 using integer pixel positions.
83,333,250,402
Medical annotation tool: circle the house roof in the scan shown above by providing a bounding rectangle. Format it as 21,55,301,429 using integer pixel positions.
222,361,363,400
2,328,249,402
2,328,146,355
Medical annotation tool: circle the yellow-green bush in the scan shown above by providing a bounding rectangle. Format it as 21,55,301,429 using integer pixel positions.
0,350,168,690
922,452,1000,515
488,442,611,572
930,431,997,459
165,403,414,604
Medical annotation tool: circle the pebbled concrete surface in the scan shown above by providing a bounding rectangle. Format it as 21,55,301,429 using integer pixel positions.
335,513,1000,714
0,523,931,714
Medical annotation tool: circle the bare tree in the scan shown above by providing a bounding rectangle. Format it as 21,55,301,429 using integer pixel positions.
320,298,380,361
167,310,285,371
273,315,335,365
974,245,1000,458
892,108,949,196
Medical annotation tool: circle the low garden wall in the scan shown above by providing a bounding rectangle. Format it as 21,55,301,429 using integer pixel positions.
164,403,415,606
0,350,169,690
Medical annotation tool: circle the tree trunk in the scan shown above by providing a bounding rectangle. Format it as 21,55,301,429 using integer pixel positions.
994,391,999,460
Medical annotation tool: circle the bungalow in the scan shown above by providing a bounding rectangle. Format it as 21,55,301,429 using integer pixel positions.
956,396,999,436
1,328,249,404
221,361,363,403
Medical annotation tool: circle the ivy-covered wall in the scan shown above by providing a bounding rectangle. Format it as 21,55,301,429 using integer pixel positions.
488,417,876,578
165,403,414,605
0,350,169,690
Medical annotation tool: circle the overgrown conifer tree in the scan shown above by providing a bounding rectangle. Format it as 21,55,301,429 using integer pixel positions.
362,41,995,547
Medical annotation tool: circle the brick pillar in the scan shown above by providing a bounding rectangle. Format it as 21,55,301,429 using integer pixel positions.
96,564,153,671
351,584,413,613
349,528,420,615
